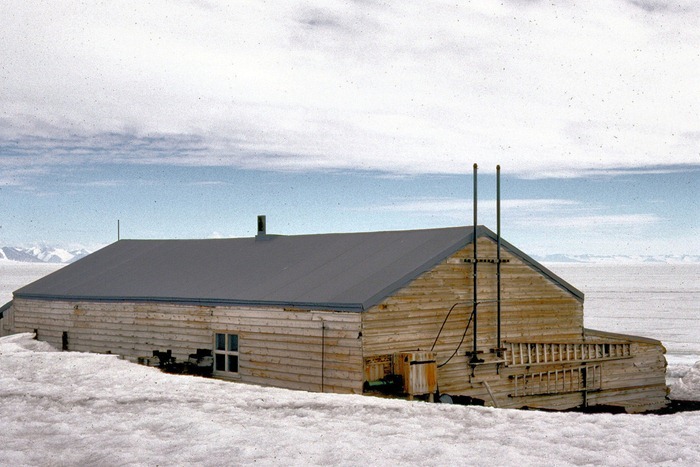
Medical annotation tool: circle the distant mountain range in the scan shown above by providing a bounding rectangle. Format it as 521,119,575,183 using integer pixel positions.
0,246,91,264
534,253,700,264
1,245,698,265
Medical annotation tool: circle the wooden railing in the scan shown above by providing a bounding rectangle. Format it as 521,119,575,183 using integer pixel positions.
511,364,602,397
504,342,631,367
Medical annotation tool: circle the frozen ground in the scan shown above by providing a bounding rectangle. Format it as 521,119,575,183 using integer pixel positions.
0,261,64,306
1,261,699,465
0,333,699,466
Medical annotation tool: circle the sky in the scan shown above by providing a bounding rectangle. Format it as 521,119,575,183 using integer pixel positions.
1,0,698,256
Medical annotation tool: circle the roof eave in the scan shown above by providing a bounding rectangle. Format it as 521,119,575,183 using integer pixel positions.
12,293,366,313
361,229,475,310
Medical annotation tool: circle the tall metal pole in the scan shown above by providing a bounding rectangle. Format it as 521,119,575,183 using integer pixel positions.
496,165,502,353
472,163,478,359
117,220,120,241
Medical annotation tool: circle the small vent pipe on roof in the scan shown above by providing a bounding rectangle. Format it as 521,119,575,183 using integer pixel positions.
256,215,266,239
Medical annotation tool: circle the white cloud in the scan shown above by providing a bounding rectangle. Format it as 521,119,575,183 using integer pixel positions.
1,0,698,179
514,213,661,229
371,197,577,215
188,181,227,187
70,180,126,188
368,196,661,232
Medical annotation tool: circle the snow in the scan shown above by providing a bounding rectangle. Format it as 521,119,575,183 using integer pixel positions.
673,361,700,402
0,333,699,466
1,262,699,465
0,261,64,305
28,246,73,263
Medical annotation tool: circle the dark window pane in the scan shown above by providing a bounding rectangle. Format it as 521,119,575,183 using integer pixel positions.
215,354,225,371
215,333,225,351
228,355,239,373
228,334,238,352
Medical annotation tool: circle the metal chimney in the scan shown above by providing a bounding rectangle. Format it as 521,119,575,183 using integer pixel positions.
256,215,266,238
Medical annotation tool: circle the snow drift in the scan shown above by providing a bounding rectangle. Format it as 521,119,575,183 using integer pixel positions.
673,361,700,401
1,333,699,466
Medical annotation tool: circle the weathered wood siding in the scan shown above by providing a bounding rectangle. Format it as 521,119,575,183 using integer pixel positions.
11,299,364,394
363,237,583,356
362,237,667,411
584,330,668,412
1,307,14,337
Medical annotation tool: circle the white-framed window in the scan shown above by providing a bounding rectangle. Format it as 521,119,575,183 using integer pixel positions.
214,332,239,373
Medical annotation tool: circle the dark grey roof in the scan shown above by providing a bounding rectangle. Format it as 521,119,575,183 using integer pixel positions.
14,226,583,311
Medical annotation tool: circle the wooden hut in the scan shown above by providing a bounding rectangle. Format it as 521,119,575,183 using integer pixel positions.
2,223,668,413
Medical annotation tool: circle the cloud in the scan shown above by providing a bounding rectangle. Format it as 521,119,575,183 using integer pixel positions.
515,213,661,229
370,197,576,215
626,0,700,14
368,196,661,231
1,0,698,181
188,181,228,187
0,166,49,187
69,180,126,188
